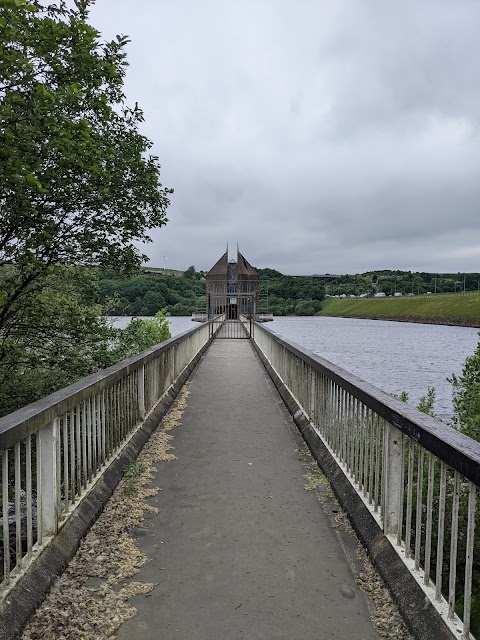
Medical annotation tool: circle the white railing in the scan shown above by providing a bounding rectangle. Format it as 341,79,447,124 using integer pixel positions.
253,322,479,640
0,322,212,595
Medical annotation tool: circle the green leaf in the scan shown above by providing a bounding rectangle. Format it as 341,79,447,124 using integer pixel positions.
0,0,171,398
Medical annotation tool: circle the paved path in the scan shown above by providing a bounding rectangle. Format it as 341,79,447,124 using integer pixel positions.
118,339,378,640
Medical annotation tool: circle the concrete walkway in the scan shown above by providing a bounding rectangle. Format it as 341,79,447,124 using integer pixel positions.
118,339,378,640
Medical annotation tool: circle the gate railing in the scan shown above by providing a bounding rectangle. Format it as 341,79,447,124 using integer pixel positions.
0,322,213,596
253,322,479,640
208,294,255,339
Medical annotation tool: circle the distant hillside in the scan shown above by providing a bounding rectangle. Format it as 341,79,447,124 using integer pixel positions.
97,266,326,316
97,265,480,321
319,292,480,327
317,269,480,297
98,266,204,316
142,266,184,277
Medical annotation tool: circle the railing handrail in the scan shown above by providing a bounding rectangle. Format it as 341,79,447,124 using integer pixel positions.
0,323,205,452
1,319,213,638
256,323,480,485
253,321,479,639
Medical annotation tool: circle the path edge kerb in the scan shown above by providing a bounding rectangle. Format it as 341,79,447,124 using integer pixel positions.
250,339,455,640
1,340,212,640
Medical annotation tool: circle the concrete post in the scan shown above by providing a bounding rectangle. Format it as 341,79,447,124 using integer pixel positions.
382,422,403,536
138,364,145,421
38,418,59,537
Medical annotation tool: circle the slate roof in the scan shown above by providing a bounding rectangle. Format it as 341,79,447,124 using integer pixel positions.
237,250,258,277
206,251,228,276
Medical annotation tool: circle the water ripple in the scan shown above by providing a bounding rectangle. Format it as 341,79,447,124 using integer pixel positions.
269,317,479,421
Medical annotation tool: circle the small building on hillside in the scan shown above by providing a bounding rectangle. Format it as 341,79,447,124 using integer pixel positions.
205,248,260,319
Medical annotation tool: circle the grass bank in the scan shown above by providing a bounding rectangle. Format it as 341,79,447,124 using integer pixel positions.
318,292,480,327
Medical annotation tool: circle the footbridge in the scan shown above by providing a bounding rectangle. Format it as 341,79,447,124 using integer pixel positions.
0,319,479,640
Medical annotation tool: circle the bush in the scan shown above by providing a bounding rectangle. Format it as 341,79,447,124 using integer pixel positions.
294,299,322,316
112,309,171,360
449,334,480,441
270,305,286,316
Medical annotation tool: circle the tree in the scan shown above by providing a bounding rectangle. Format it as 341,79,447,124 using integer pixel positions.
183,266,197,279
294,300,321,316
0,266,173,416
449,334,480,441
0,266,116,416
110,310,171,362
0,0,172,336
0,0,172,414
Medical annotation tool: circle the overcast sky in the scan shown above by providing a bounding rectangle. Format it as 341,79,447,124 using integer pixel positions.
90,1,480,275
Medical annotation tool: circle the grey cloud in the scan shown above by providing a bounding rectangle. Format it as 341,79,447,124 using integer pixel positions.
90,0,480,275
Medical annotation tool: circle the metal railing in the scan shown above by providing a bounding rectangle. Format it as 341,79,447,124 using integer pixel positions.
0,322,212,595
209,313,253,339
253,322,479,640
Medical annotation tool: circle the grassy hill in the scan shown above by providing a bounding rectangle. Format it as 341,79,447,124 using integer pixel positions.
318,292,480,327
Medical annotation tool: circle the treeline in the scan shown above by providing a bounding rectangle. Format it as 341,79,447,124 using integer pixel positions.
97,266,480,318
96,266,326,316
325,270,480,297
98,266,205,316
256,268,324,316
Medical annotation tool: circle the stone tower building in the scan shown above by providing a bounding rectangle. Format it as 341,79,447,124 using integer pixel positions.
206,248,259,319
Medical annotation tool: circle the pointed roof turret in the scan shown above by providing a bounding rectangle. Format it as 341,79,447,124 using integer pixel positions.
237,248,258,276
207,251,228,276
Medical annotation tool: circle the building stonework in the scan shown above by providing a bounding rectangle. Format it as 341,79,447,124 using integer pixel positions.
206,249,259,319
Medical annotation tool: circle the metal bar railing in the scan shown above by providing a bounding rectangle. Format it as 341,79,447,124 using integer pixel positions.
0,321,212,595
253,322,480,640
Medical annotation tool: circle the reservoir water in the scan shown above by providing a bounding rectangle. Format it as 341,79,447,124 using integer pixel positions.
111,316,194,335
112,315,479,422
269,316,479,421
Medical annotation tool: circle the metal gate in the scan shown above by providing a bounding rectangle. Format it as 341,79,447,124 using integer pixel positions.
208,294,255,339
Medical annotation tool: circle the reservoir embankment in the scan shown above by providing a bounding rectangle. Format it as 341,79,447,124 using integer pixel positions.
318,292,480,327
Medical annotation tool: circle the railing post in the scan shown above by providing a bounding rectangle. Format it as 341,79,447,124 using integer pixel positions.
38,418,59,537
382,422,403,536
208,293,212,339
138,364,145,421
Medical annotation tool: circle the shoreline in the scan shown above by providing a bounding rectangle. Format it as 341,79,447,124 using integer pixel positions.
316,313,480,328
109,313,480,329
